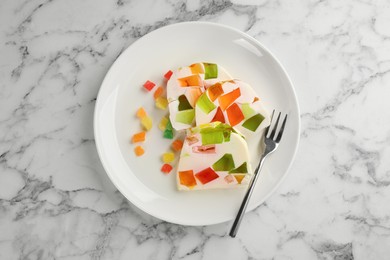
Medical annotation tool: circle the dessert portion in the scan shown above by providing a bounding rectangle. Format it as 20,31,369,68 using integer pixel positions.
167,63,232,130
195,80,270,140
176,123,252,190
161,62,270,191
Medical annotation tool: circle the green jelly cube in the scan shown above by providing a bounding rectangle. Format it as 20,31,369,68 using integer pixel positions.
163,129,174,139
212,153,235,171
175,109,195,125
201,131,224,145
166,119,173,131
204,63,218,79
241,103,256,119
178,95,193,111
242,113,264,132
197,93,216,114
229,162,248,174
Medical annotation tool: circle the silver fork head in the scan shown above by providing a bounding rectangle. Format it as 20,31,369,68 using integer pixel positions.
263,110,288,155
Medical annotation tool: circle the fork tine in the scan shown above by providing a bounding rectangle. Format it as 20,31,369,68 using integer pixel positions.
269,112,281,140
264,110,275,136
275,114,288,143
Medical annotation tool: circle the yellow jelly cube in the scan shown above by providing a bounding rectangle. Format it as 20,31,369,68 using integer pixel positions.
141,116,153,131
155,97,168,110
162,152,175,163
158,116,169,131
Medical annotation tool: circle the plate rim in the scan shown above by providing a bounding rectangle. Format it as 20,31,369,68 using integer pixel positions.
94,21,301,226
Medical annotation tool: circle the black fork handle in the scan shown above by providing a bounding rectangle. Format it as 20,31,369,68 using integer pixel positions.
229,154,266,237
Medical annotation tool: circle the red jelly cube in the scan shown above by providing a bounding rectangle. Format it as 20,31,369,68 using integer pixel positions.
195,167,219,184
161,163,173,174
143,80,156,91
164,70,173,80
211,106,225,123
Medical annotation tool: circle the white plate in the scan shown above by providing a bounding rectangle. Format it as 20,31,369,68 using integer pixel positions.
94,22,300,226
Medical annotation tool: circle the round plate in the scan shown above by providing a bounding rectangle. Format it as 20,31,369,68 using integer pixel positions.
94,22,300,226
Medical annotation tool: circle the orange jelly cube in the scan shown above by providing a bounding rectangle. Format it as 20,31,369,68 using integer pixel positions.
179,170,197,187
233,174,245,184
189,63,205,74
134,146,145,156
226,103,245,126
178,75,203,87
132,132,146,143
136,107,147,118
153,86,164,100
218,88,241,111
207,83,224,101
171,139,184,151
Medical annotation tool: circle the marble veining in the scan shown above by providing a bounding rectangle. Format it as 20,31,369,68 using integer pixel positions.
1,0,390,259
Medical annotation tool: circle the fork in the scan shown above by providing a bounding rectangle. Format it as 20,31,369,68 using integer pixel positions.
229,110,288,238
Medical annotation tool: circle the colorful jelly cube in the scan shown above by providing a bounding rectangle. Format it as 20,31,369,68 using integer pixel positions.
155,97,168,110
161,163,173,174
134,146,145,156
241,103,256,119
158,116,169,131
224,174,235,184
212,153,235,171
195,167,219,184
207,83,224,101
229,162,248,174
189,63,204,74
197,93,216,114
178,95,193,111
192,144,216,154
204,63,218,79
164,70,173,80
242,113,264,132
136,107,147,119
211,106,225,123
141,116,153,131
171,139,184,152
132,132,146,143
178,75,203,87
153,86,164,100
233,174,246,184
218,88,241,111
143,80,155,91
163,128,174,139
201,130,224,145
226,103,244,126
175,109,195,125
179,170,197,187
162,152,175,163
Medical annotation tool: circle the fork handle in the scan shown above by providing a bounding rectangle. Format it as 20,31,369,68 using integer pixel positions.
229,155,266,237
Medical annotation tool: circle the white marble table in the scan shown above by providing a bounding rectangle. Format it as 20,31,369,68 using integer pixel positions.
1,0,390,259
